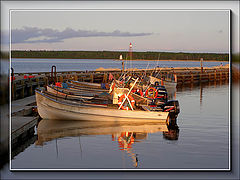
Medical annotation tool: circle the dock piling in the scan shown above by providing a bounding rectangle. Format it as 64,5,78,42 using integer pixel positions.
51,65,57,84
200,58,203,73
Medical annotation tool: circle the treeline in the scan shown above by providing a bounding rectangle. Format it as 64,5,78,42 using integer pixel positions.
11,50,229,61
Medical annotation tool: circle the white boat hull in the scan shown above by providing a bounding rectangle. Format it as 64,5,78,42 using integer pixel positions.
36,90,169,122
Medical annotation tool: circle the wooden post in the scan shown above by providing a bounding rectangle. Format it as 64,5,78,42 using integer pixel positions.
182,74,185,85
62,75,66,81
174,74,177,83
12,82,16,101
90,74,94,83
36,78,40,88
214,70,217,81
51,65,57,84
200,58,203,73
20,80,25,98
103,73,107,83
190,71,194,83
74,75,78,81
44,77,48,86
29,78,33,95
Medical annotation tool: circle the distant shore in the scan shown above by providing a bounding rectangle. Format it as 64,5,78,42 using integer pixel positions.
11,50,229,61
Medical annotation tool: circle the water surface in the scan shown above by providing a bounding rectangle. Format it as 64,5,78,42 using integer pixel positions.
11,82,229,169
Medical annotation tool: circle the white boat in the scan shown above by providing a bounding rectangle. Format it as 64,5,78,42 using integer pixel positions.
159,79,177,89
46,85,107,99
35,89,169,122
66,82,108,92
70,80,104,89
149,76,177,90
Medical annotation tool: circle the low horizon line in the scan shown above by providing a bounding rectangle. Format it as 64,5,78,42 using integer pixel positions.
11,49,229,54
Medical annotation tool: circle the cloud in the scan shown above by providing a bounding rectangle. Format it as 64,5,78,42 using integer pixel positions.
11,27,153,44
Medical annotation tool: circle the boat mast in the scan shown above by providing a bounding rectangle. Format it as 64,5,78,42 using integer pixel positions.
129,42,133,75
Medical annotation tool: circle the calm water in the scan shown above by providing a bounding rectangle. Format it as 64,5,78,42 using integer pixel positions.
11,82,229,169
11,58,228,73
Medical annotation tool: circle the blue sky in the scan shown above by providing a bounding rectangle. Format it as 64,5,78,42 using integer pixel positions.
11,10,229,53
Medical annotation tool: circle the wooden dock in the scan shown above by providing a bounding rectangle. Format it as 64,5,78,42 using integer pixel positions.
11,65,229,100
11,95,39,150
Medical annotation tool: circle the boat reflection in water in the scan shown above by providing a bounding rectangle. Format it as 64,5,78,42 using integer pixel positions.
36,118,179,168
163,120,179,140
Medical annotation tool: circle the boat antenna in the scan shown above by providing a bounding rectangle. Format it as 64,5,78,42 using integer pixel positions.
144,62,150,79
129,43,133,75
156,53,161,68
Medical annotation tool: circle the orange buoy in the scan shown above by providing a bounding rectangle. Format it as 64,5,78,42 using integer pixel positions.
145,87,158,99
55,82,62,87
118,94,135,110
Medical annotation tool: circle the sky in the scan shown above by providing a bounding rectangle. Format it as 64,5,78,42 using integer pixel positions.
11,10,229,53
